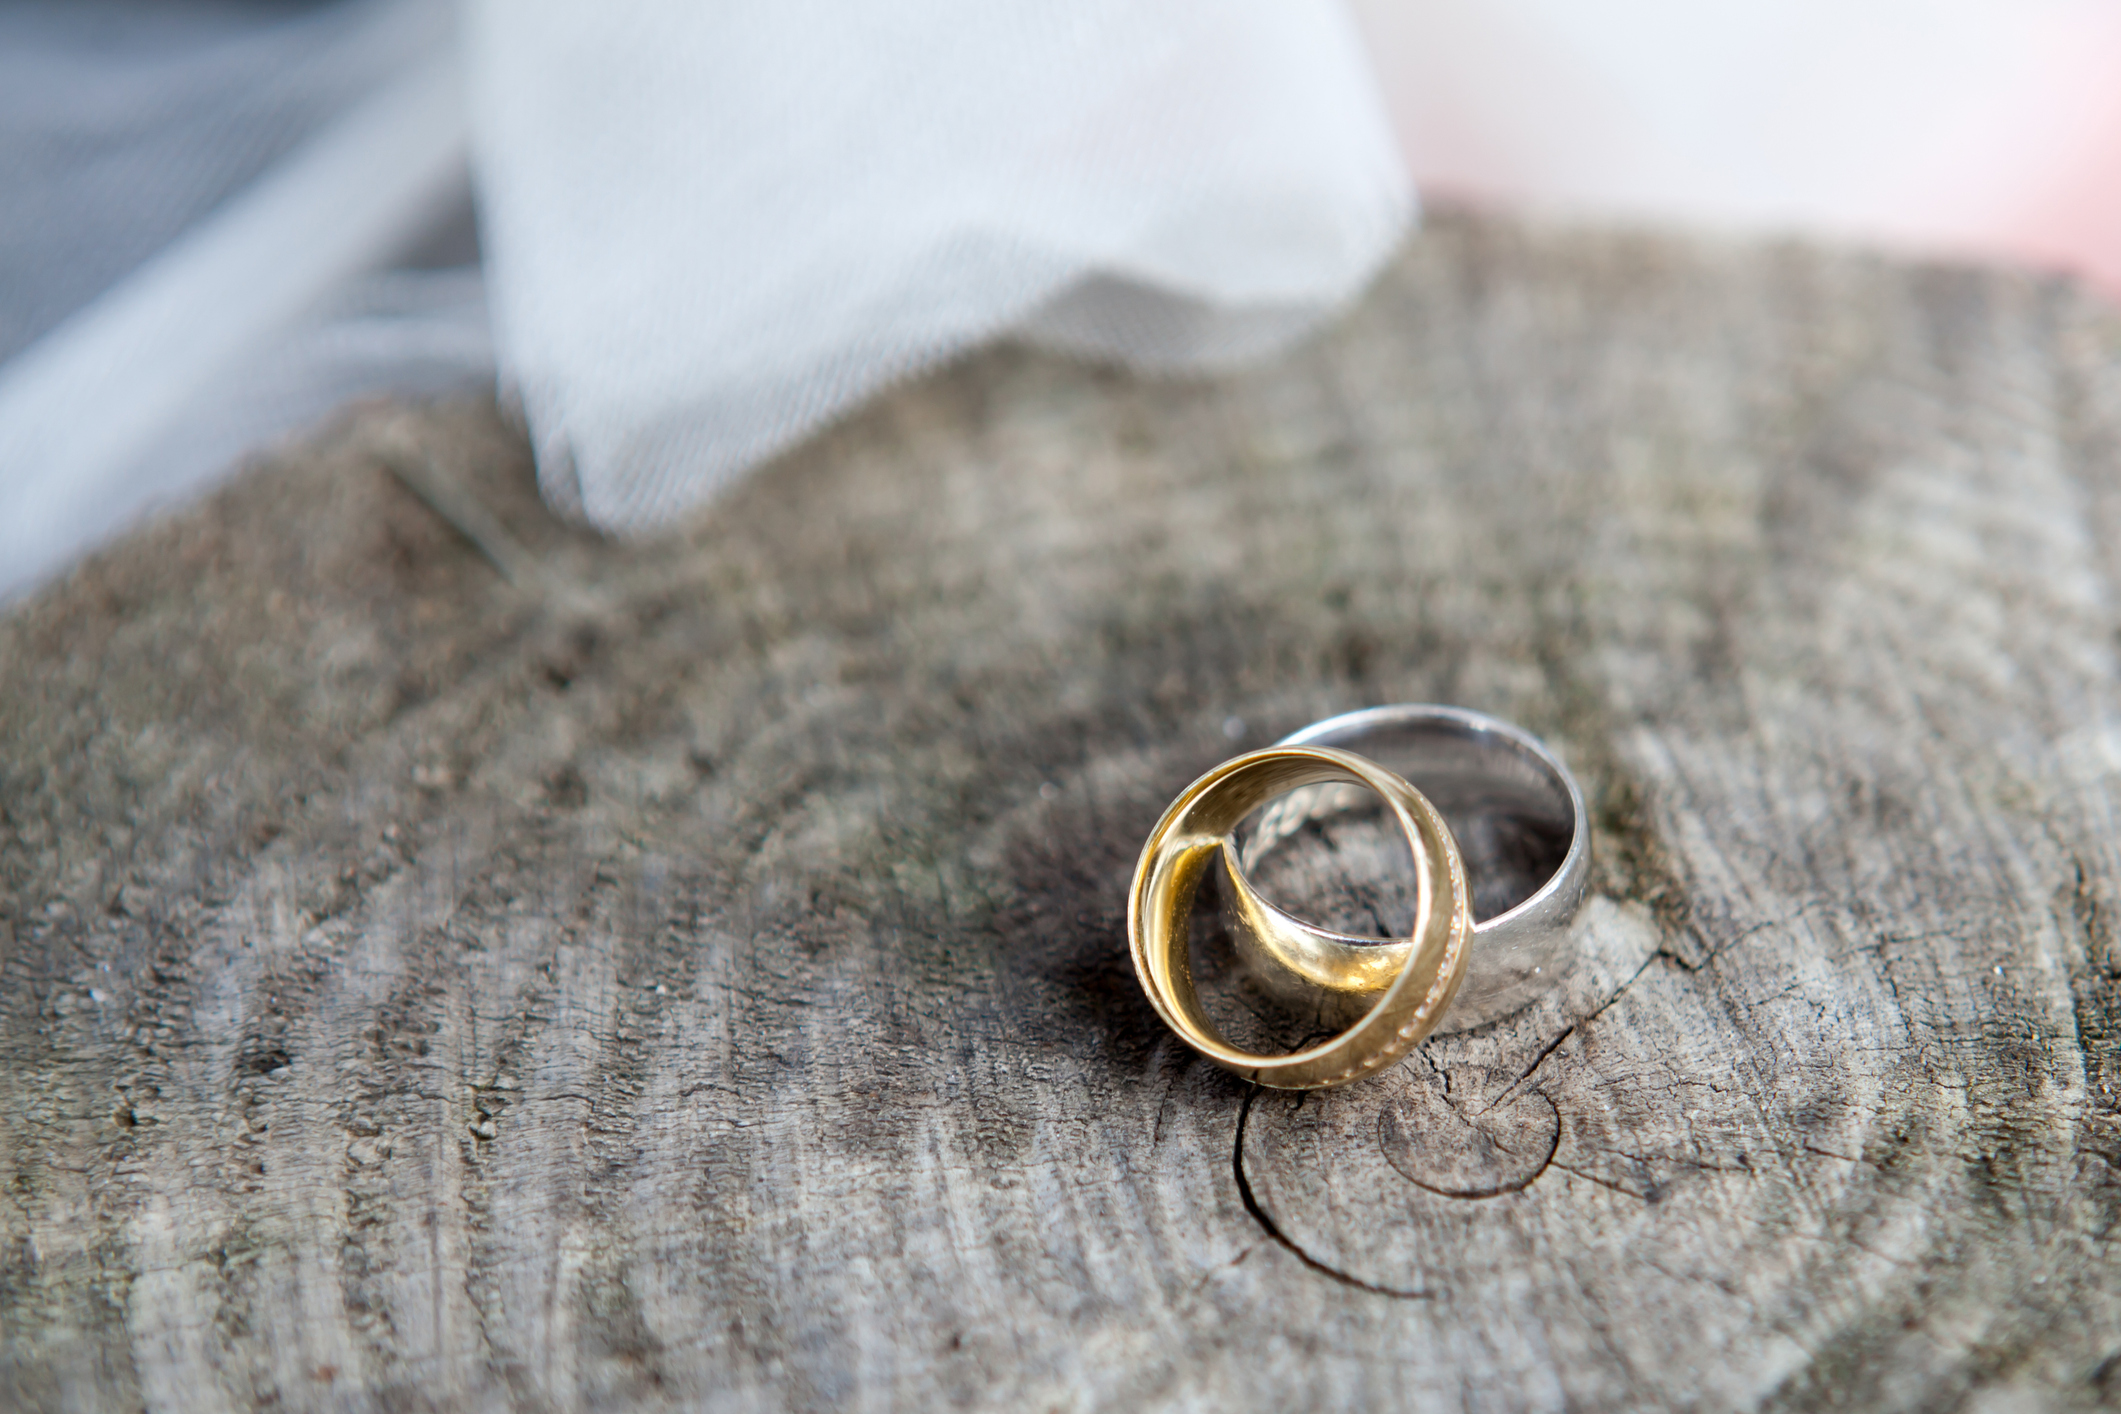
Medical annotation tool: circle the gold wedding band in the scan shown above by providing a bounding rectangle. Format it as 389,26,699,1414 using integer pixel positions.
1127,746,1473,1090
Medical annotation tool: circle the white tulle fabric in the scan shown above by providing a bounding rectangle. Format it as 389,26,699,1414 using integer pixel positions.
463,0,1413,529
0,0,1408,598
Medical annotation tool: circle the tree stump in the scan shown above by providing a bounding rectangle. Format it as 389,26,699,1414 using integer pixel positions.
6,211,2121,1412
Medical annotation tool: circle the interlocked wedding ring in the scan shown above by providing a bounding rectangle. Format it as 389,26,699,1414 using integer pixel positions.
1224,704,1589,1034
1128,746,1473,1090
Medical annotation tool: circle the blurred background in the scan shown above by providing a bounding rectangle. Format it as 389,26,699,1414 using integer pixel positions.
1355,0,2121,295
5,0,2119,602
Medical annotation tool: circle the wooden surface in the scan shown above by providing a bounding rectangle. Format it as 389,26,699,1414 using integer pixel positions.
6,212,2121,1412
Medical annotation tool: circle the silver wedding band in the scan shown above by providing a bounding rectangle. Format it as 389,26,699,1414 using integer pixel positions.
1221,704,1589,1033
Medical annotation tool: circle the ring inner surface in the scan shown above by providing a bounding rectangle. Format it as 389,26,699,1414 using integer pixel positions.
1180,769,1428,1056
1237,726,1571,932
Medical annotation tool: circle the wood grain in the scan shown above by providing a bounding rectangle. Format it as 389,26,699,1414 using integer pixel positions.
6,211,2121,1411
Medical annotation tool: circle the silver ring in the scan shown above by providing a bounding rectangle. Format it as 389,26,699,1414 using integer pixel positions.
1219,704,1589,1034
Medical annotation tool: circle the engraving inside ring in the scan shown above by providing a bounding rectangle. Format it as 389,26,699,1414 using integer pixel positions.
1236,770,1572,937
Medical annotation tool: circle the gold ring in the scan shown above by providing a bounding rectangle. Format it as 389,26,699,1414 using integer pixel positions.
1127,746,1473,1090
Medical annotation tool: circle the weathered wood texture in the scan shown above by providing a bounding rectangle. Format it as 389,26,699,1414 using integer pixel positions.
7,212,2121,1412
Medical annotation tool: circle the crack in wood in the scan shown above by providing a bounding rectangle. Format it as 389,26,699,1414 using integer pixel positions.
1231,1085,1435,1300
